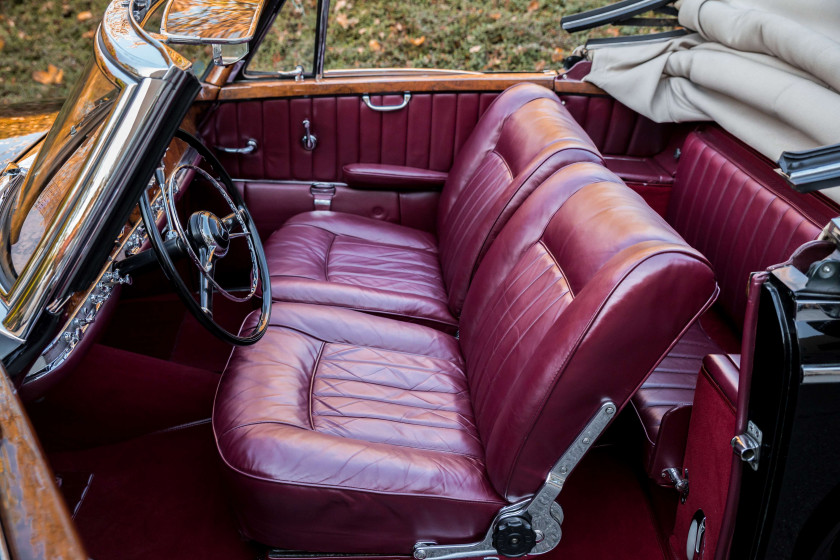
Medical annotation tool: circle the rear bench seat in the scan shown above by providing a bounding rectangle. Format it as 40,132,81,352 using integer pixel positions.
633,127,838,481
263,83,603,332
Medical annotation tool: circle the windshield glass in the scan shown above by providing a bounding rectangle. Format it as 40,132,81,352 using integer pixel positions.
6,60,118,277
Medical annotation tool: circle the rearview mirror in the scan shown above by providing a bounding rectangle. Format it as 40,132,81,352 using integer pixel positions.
160,0,265,65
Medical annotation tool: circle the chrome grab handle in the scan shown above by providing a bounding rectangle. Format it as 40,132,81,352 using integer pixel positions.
362,92,411,112
214,138,258,155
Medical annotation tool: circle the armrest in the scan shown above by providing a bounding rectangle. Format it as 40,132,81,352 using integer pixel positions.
342,163,448,191
701,354,740,406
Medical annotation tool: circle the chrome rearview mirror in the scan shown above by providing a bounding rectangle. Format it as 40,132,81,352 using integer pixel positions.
159,0,265,65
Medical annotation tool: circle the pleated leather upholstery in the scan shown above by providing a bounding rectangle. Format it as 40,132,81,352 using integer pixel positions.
265,83,603,327
632,127,836,481
214,160,717,552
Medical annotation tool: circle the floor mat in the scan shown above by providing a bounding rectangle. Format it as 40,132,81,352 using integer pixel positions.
548,445,667,559
49,424,260,560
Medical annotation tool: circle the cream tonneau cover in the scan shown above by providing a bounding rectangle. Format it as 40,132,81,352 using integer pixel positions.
585,0,840,200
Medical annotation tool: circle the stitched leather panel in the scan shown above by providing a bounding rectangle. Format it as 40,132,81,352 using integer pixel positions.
631,127,837,482
265,212,456,330
312,343,482,457
214,303,504,552
437,85,603,315
560,95,673,157
202,92,499,181
459,162,717,500
667,129,829,328
632,321,724,478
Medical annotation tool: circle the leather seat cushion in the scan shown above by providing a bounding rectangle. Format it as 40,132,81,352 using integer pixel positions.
265,211,458,332
631,309,739,479
214,302,505,552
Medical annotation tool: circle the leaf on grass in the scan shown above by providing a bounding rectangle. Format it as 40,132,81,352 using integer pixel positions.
77,10,93,21
334,0,347,10
336,13,350,28
0,38,4,53
409,36,425,46
606,27,620,37
551,47,565,62
32,64,64,85
82,29,96,39
489,12,502,20
534,59,546,71
528,1,539,12
469,45,482,53
368,39,381,52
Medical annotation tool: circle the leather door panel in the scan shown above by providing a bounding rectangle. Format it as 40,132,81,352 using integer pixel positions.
202,92,499,182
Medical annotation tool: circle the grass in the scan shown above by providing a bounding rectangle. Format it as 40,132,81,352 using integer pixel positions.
0,0,636,106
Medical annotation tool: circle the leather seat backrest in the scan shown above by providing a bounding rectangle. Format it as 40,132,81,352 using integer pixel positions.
667,128,835,330
459,162,718,501
436,83,603,317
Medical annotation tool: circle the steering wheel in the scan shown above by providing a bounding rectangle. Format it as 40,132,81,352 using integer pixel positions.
139,129,271,346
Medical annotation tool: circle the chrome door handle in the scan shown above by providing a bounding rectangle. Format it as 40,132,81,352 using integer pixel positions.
214,138,258,154
301,119,318,151
362,93,411,112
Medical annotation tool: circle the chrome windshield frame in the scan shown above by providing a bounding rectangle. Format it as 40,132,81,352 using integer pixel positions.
0,0,199,364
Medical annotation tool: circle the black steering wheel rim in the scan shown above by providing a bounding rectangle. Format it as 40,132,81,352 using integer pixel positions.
140,128,271,346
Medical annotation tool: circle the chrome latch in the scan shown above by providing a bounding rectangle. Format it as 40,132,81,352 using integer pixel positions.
310,183,335,211
731,420,762,471
662,467,690,503
301,119,317,151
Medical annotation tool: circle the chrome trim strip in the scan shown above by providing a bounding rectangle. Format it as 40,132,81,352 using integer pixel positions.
802,365,840,384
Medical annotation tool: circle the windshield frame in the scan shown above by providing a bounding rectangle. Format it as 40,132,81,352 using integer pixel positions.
0,0,198,358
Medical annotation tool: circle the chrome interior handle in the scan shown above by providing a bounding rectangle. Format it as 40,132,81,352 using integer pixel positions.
214,138,258,154
302,119,318,151
362,92,412,112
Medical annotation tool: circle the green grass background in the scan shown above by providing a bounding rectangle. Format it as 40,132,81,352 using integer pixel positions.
0,0,622,106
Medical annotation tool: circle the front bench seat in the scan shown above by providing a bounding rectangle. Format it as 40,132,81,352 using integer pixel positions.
264,83,603,332
214,162,718,553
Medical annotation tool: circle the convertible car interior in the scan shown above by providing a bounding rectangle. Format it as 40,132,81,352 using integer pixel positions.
6,1,840,558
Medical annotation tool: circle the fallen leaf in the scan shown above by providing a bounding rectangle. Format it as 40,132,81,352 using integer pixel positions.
607,27,620,37
76,10,93,21
82,29,95,39
336,13,350,28
0,38,4,52
409,36,425,46
333,0,347,10
528,1,539,12
368,39,381,52
551,47,565,62
534,59,546,71
61,3,71,16
469,45,482,53
32,64,64,85
489,12,502,20
358,27,367,35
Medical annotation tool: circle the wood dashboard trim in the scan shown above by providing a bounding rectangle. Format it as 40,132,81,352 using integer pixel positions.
206,72,605,101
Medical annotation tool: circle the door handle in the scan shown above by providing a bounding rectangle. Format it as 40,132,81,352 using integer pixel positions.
362,93,411,112
214,138,258,154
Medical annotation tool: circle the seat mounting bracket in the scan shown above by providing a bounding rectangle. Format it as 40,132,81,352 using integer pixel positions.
413,401,617,560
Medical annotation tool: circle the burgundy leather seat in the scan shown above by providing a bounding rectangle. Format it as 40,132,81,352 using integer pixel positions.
632,127,836,480
263,83,603,332
214,162,717,552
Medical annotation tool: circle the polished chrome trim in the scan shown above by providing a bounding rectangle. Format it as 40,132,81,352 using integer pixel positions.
362,92,411,112
0,0,195,345
313,0,331,79
215,138,258,154
413,402,616,560
802,364,840,384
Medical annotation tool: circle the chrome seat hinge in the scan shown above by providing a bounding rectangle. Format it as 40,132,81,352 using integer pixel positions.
413,402,616,560
661,467,689,503
731,420,762,471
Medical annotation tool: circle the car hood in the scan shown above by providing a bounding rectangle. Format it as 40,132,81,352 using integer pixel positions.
0,104,61,167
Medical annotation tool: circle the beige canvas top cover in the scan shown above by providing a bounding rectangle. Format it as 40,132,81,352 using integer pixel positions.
585,0,840,198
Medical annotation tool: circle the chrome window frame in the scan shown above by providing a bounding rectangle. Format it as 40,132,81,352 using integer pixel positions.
0,0,198,359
